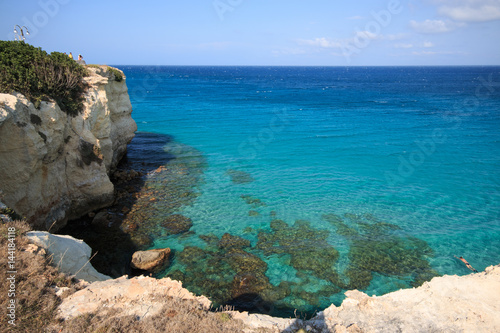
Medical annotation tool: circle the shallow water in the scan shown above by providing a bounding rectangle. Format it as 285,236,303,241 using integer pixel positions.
116,66,500,317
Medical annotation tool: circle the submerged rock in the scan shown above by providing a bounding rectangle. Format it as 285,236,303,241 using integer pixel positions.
248,210,260,217
218,233,251,249
226,169,254,184
161,214,193,234
241,195,267,208
257,219,340,286
322,213,438,290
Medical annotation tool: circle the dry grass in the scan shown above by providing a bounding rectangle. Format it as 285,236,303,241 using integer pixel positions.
50,297,245,333
0,220,247,333
0,220,80,332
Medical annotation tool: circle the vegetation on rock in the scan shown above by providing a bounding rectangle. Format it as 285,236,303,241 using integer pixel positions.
0,41,88,116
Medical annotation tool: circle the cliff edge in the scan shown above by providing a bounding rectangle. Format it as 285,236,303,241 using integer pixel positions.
54,260,500,332
0,66,137,230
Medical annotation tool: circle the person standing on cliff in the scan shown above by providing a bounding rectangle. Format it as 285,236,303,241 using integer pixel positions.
68,52,73,59
77,54,86,65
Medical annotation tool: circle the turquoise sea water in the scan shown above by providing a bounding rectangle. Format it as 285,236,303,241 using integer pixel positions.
116,66,500,316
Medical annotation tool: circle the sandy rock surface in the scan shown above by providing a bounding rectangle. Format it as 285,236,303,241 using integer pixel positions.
57,275,211,321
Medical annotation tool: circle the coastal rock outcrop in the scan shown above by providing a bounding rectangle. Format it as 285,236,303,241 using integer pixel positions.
55,263,500,332
0,66,136,230
57,276,211,321
25,231,111,283
236,264,500,332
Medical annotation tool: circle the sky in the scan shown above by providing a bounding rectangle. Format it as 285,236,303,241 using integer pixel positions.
1,0,499,66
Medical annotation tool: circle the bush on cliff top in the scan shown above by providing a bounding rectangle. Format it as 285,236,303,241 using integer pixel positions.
0,40,88,116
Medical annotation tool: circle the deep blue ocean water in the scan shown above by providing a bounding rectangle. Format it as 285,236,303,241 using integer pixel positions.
116,65,500,315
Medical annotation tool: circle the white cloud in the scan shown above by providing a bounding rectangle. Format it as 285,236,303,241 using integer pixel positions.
353,31,405,41
409,19,461,33
411,50,464,56
435,0,500,22
395,41,434,49
394,43,414,49
297,37,342,48
272,48,309,56
355,31,378,40
383,33,406,41
298,32,406,53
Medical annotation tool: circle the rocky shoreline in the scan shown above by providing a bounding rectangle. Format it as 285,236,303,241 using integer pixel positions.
15,229,500,332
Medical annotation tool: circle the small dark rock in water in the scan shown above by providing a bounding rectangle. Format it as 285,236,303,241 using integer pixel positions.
199,233,219,247
161,214,193,234
131,232,153,249
126,222,139,231
243,227,255,234
240,195,266,208
92,211,109,226
248,210,260,217
226,169,254,184
218,233,251,249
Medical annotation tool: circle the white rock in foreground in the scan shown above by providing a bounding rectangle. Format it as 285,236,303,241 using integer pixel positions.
57,276,211,321
55,262,500,332
316,264,500,332
26,231,111,283
235,264,500,332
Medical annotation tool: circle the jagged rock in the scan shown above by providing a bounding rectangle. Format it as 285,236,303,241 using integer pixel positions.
131,248,171,272
0,66,137,231
25,231,111,283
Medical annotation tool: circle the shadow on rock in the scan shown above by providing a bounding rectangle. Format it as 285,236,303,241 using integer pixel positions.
57,132,181,278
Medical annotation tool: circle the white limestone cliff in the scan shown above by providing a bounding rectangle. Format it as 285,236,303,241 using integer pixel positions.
0,66,136,230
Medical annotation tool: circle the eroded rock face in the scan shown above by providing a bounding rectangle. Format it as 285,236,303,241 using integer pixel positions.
0,66,137,230
131,248,172,272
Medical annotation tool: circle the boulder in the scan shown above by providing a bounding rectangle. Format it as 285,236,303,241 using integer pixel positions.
25,231,111,283
131,248,171,272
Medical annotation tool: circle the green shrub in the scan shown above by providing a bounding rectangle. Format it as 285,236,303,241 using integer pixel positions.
0,41,89,116
107,66,123,82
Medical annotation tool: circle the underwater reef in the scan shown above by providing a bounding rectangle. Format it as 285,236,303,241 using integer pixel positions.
162,212,438,317
61,136,439,317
